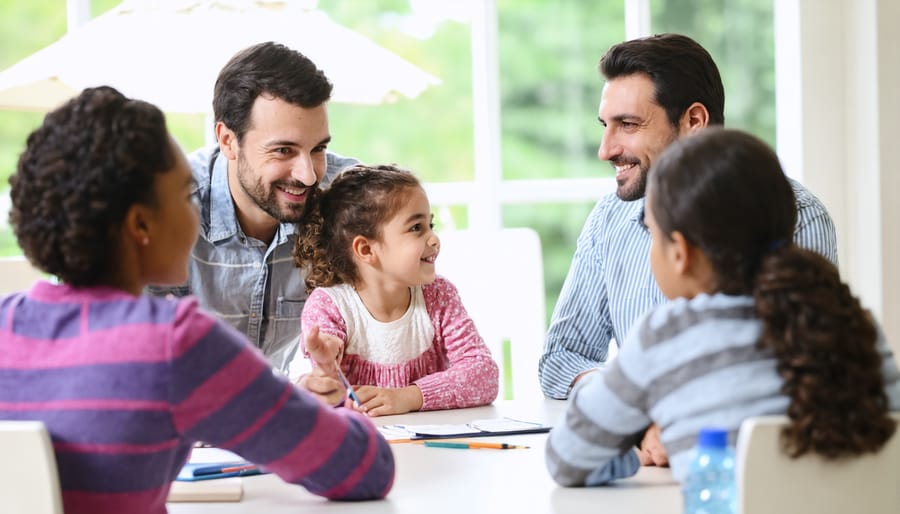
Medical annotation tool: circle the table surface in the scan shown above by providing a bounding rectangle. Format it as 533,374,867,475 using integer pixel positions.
167,399,681,514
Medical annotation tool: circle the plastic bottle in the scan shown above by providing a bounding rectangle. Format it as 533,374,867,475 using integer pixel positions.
681,427,737,514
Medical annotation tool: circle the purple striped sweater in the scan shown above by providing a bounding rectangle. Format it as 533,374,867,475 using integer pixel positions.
0,281,394,514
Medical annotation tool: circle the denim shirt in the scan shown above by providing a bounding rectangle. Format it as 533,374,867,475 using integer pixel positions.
148,145,359,373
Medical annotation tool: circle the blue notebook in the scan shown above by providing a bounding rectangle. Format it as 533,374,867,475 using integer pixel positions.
176,448,271,482
176,461,267,481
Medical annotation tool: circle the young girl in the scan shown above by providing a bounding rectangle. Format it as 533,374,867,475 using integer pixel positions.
291,164,499,416
546,128,900,486
0,87,393,514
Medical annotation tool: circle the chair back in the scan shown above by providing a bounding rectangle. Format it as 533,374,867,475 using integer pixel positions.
0,420,63,514
736,413,900,514
436,228,546,400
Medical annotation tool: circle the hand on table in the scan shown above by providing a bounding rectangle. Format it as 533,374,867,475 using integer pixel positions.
354,384,423,417
638,423,669,467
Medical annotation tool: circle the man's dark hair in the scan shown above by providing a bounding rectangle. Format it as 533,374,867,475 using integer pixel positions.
213,41,333,142
600,33,725,127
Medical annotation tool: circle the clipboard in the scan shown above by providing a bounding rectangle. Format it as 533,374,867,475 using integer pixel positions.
378,417,552,441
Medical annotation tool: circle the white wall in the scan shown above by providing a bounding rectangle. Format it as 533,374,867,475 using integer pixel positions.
775,0,900,359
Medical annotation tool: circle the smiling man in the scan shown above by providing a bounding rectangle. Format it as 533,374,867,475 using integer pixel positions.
149,42,358,377
538,34,838,411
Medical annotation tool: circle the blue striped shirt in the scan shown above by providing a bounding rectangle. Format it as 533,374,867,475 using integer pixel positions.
544,293,900,486
149,146,359,373
538,178,838,399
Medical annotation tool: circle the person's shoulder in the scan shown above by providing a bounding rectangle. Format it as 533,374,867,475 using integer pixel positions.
185,144,220,199
326,151,361,172
576,193,643,250
635,294,756,347
593,191,626,214
320,151,360,188
786,176,829,212
423,276,459,298
187,145,217,175
585,192,640,227
309,283,354,308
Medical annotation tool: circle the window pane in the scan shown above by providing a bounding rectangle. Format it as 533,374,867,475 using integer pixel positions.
323,0,475,183
498,0,626,180
650,0,776,146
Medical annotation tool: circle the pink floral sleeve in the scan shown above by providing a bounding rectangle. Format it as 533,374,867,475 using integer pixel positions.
415,276,500,410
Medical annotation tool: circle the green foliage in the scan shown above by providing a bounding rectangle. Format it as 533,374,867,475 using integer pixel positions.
651,0,776,146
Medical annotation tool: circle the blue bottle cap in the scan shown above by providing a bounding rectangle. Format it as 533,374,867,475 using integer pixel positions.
697,427,728,448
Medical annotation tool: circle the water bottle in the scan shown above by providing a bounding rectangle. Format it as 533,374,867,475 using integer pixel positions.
681,427,737,514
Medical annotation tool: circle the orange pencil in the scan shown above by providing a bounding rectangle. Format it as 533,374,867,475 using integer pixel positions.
423,441,529,450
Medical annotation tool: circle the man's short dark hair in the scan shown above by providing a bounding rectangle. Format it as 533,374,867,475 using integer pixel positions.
213,41,333,142
599,33,725,127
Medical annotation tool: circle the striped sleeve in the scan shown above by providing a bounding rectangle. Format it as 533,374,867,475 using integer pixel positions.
789,178,838,265
545,301,664,486
539,199,616,399
168,299,394,500
545,361,645,486
875,325,900,409
417,277,499,410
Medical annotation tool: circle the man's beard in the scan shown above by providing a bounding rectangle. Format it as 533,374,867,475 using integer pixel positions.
235,152,310,223
615,128,679,202
615,161,649,202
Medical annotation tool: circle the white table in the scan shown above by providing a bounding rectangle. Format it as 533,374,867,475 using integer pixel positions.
167,399,680,513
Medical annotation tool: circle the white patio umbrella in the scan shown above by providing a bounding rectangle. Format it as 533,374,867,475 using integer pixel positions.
0,0,441,112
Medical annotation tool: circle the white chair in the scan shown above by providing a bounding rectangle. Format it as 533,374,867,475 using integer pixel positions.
0,420,63,514
436,228,546,401
0,256,48,295
736,413,900,514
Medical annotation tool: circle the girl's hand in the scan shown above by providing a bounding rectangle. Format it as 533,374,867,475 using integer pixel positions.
296,325,347,406
354,385,424,417
304,325,344,373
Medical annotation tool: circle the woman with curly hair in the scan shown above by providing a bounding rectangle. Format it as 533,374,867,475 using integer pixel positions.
289,164,498,416
546,127,900,486
1,86,393,514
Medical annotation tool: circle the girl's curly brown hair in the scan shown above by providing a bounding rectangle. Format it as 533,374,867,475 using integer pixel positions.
293,164,422,292
9,86,175,287
649,127,896,460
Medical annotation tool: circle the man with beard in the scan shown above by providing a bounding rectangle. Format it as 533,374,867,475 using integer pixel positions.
150,42,357,397
538,34,838,462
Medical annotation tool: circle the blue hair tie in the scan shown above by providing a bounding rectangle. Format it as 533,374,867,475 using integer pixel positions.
767,239,787,253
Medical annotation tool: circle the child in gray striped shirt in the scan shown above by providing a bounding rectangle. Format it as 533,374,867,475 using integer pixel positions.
546,128,900,486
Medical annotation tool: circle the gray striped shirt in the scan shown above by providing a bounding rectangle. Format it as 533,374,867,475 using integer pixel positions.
148,146,359,373
538,179,838,399
545,293,900,486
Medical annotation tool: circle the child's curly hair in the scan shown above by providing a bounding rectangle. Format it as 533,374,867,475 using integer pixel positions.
9,86,176,287
293,164,422,292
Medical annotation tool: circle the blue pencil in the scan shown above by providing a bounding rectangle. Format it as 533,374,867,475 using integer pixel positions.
335,366,362,408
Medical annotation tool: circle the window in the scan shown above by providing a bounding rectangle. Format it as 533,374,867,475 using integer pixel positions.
0,0,775,323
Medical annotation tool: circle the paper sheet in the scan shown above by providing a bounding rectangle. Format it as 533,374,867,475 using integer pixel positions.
377,417,551,441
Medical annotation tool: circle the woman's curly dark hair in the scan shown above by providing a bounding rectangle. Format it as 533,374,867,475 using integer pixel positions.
649,127,896,459
9,86,175,287
293,164,422,292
